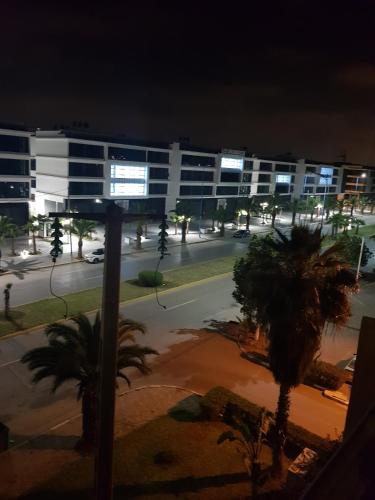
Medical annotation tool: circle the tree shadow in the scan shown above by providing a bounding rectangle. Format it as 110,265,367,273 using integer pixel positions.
0,258,42,280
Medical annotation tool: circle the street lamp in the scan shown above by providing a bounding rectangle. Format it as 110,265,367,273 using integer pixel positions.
355,172,367,193
260,202,268,224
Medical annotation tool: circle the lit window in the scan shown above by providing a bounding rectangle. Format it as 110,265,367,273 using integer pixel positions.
276,174,291,183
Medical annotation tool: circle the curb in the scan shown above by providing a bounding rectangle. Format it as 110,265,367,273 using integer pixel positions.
0,235,221,276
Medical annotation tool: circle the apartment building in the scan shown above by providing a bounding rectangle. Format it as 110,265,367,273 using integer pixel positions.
0,126,374,223
0,126,32,224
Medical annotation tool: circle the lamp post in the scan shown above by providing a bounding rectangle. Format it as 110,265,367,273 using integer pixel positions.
355,172,367,194
260,202,268,224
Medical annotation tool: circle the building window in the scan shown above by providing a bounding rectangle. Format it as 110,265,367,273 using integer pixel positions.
275,164,290,172
31,179,36,188
179,185,213,196
290,165,296,173
0,182,29,198
275,184,289,194
69,182,103,196
149,183,168,195
242,172,252,183
216,186,239,195
258,174,271,183
259,162,272,172
181,154,216,168
305,176,316,184
257,185,269,194
180,170,214,182
147,150,169,164
304,186,314,194
306,166,316,173
220,172,241,183
69,162,103,177
239,185,251,195
244,160,253,171
108,146,146,162
329,187,337,193
333,169,339,176
332,177,337,185
0,135,29,154
149,167,169,180
69,142,104,159
30,159,36,171
0,159,29,176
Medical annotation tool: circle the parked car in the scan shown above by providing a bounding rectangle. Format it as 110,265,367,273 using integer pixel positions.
85,248,105,263
233,229,251,238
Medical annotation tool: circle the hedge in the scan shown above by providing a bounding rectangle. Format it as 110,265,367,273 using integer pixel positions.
303,361,346,391
138,270,163,287
199,386,334,458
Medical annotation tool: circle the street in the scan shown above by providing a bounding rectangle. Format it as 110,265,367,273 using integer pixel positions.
0,273,370,446
0,236,248,307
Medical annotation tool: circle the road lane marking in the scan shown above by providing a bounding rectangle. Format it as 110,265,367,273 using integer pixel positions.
167,299,197,311
84,275,103,280
0,358,20,368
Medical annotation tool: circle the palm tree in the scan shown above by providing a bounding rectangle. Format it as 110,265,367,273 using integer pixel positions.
287,198,303,226
237,196,259,230
170,202,194,243
306,196,319,222
327,213,350,237
233,227,357,473
215,206,231,237
21,313,157,449
135,223,143,250
268,194,282,228
350,216,365,235
0,216,19,256
23,216,40,254
169,213,180,235
70,219,96,258
358,196,369,215
324,196,337,221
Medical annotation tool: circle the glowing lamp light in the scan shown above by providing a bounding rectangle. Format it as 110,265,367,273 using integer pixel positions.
20,250,29,259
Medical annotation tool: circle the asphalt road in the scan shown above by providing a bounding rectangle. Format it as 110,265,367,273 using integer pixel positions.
1,273,367,446
0,237,249,307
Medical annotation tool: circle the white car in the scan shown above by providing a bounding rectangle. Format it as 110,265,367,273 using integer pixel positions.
85,248,105,263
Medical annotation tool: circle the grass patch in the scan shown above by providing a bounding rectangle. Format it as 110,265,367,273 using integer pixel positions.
23,413,290,500
0,255,238,337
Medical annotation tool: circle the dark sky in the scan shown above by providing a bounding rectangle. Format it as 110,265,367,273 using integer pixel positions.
2,1,375,163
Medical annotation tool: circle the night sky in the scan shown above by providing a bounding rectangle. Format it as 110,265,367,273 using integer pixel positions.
2,1,375,163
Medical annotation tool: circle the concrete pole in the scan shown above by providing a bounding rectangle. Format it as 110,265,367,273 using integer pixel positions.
356,236,365,281
94,202,123,500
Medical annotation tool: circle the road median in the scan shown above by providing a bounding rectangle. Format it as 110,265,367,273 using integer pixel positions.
0,255,238,339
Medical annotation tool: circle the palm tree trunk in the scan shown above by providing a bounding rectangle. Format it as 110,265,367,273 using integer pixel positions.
181,220,187,243
271,212,276,228
78,238,83,259
80,387,97,449
350,205,354,217
356,223,359,235
219,221,225,237
272,382,291,474
11,237,16,256
175,222,178,235
32,233,37,254
246,213,250,230
211,217,215,231
135,234,142,250
291,210,296,226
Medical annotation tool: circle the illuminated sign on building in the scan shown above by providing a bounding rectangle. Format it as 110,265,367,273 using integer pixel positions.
319,166,333,185
276,174,291,183
220,157,244,170
110,164,148,196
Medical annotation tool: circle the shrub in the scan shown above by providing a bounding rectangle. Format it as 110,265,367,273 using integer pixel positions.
138,270,163,287
303,361,346,390
200,386,334,456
